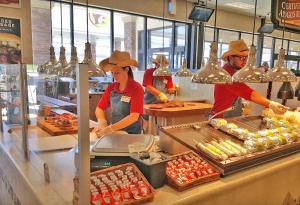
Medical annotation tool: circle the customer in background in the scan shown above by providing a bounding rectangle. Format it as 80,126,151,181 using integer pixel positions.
143,54,176,104
211,39,289,118
94,50,144,137
260,61,269,73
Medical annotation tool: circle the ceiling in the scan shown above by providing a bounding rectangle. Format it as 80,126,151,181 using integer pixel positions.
187,0,273,17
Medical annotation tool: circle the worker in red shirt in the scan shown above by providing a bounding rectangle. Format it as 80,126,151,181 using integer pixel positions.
211,39,289,118
95,51,144,136
143,55,176,104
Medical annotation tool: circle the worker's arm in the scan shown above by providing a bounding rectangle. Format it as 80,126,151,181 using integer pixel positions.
146,85,168,102
95,106,108,130
250,91,289,115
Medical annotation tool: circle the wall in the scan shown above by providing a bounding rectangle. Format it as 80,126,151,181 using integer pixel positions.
0,0,33,63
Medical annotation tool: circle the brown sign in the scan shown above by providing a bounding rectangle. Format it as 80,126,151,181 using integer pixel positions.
271,0,300,33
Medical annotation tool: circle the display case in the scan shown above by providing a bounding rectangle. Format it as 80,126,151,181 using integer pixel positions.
159,116,300,175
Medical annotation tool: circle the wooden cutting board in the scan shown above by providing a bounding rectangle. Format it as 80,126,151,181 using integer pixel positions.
37,117,79,136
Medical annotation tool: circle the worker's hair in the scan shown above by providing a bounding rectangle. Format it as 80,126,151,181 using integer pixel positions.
122,66,134,79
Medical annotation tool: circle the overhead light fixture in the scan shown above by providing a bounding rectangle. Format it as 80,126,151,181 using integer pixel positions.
225,2,254,10
192,0,232,84
232,0,267,83
48,0,68,75
266,0,296,83
82,0,105,77
58,0,77,79
175,0,193,77
277,82,294,105
188,1,214,22
37,0,57,75
257,18,275,34
153,0,172,77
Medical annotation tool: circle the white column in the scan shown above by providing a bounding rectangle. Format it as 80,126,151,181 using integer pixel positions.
77,63,90,205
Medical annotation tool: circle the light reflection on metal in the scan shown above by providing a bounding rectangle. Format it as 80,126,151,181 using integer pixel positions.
58,46,78,78
175,58,193,77
232,45,267,83
153,55,172,77
266,48,297,82
192,41,232,84
81,42,106,77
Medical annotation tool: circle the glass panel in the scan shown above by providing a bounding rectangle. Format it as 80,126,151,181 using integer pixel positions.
147,18,173,68
73,5,111,63
240,33,258,47
288,41,300,56
0,64,22,127
261,36,273,69
203,27,215,64
52,2,71,61
113,12,145,70
274,38,288,51
173,23,187,70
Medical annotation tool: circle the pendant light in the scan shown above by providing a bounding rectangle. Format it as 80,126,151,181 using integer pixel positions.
192,0,232,84
277,82,294,105
48,0,68,75
82,0,105,77
266,0,296,83
37,0,57,75
58,0,78,79
153,0,172,77
175,0,192,77
232,0,267,83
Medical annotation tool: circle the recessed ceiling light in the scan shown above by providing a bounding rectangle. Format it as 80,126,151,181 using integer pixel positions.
225,2,255,9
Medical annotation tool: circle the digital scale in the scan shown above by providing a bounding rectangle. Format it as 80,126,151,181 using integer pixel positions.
88,133,155,171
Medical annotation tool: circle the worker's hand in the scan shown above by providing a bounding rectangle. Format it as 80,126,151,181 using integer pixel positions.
269,101,289,115
158,92,168,103
92,119,107,133
167,88,176,95
95,125,114,138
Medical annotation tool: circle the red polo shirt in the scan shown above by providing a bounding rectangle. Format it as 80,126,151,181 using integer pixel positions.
97,78,144,115
143,68,173,89
211,64,253,117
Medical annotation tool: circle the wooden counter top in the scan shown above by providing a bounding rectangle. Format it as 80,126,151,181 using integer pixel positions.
144,101,213,117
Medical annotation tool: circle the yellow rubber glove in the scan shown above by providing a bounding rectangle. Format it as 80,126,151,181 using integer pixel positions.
158,92,168,103
269,101,289,115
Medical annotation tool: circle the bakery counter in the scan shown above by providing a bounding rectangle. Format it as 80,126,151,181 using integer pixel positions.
144,101,212,134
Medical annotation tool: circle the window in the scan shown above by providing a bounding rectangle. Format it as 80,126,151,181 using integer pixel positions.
73,5,111,63
218,30,239,59
203,27,214,64
287,41,300,70
261,36,273,68
147,18,173,69
113,12,145,70
173,23,187,70
241,33,258,47
52,3,71,61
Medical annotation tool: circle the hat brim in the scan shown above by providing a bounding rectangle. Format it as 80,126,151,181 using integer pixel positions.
221,50,249,61
100,58,138,72
153,59,169,66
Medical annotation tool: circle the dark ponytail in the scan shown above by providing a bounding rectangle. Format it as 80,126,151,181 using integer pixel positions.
122,66,134,79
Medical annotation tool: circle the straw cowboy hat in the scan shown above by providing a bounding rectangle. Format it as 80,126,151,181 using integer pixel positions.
153,54,169,66
99,50,138,72
221,39,249,61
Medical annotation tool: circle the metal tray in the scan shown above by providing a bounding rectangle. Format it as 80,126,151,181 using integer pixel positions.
91,133,155,156
159,116,300,176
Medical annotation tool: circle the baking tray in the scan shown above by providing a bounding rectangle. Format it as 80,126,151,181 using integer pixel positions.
160,116,300,176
